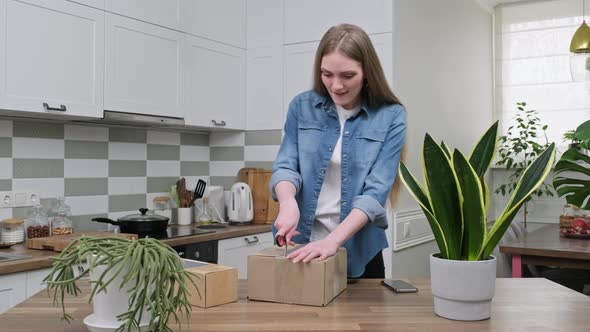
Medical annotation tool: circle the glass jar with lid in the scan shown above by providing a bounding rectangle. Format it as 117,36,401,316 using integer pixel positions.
26,205,50,238
50,197,73,235
153,196,172,220
1,218,25,243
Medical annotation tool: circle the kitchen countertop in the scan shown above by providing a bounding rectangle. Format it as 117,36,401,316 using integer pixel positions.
0,223,271,275
1,278,589,331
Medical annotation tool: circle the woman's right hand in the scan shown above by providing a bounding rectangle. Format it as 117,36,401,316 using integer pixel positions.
274,197,300,245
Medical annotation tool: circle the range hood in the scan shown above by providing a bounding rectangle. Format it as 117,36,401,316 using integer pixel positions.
72,110,186,129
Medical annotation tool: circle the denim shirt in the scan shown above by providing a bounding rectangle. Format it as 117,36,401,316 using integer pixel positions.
270,90,407,277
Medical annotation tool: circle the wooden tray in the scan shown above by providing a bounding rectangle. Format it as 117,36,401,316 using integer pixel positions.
27,232,138,252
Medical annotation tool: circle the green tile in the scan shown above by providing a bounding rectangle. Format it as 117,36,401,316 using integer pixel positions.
245,130,282,145
109,128,147,143
245,161,275,170
210,176,237,190
180,161,209,176
13,159,64,178
109,160,146,177
13,121,64,139
65,178,108,196
71,214,109,232
109,194,146,212
210,147,244,161
147,177,178,193
181,132,209,146
65,141,108,159
0,138,11,157
0,179,11,191
147,144,180,160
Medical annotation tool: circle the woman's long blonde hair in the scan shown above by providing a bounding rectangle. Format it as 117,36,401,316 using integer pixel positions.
312,23,406,206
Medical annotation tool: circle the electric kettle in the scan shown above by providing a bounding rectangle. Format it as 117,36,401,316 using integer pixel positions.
228,182,253,223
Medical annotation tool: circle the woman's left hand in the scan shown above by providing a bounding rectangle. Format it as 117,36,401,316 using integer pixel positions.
287,238,339,263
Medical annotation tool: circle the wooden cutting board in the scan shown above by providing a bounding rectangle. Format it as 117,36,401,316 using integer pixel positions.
238,167,278,224
27,232,138,252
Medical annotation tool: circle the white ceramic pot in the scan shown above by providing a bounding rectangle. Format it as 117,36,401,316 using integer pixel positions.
88,256,151,327
430,253,497,321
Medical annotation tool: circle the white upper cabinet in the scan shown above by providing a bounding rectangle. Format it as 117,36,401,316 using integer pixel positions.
283,41,318,110
105,0,181,30
246,47,284,130
246,0,283,49
284,0,393,44
183,35,246,129
67,0,105,10
181,0,246,48
104,13,183,118
0,0,104,118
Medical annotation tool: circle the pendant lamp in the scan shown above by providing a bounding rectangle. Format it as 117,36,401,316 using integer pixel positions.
570,0,590,81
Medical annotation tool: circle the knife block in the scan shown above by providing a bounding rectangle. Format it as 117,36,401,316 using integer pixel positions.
237,168,278,224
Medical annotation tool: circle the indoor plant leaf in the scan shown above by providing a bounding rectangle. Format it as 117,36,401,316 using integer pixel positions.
399,162,449,258
481,143,556,259
423,134,462,259
453,150,485,260
574,119,590,149
468,121,498,178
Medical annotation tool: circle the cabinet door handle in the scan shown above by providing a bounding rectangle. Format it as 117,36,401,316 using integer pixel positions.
43,102,67,112
211,119,226,126
244,236,259,244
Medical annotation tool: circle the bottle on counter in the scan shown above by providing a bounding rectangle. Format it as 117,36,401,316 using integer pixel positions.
1,218,25,243
26,205,50,238
197,197,214,224
50,197,73,235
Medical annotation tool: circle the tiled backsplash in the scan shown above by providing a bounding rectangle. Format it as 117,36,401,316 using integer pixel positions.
0,118,281,231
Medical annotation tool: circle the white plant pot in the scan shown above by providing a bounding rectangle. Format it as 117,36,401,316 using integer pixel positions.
430,253,497,321
88,256,151,327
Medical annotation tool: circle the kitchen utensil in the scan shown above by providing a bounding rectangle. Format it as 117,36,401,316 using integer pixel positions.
92,208,169,236
189,179,207,207
227,182,253,224
176,178,192,208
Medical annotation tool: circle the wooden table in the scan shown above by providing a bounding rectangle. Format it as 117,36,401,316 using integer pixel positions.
500,224,590,278
1,278,590,331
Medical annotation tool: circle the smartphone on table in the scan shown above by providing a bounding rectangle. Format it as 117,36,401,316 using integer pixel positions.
381,279,418,293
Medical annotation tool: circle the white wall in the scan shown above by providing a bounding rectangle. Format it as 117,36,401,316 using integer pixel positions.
390,0,493,278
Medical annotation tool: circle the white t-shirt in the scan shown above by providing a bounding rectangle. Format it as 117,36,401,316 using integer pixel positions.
311,104,360,241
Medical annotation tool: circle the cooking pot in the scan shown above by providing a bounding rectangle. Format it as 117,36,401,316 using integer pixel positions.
92,208,169,235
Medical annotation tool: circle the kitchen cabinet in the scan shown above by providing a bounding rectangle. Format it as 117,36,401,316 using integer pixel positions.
104,13,183,118
284,0,392,44
217,231,272,279
0,272,27,314
105,0,181,31
246,47,284,130
181,0,246,48
246,0,283,49
0,0,104,119
25,267,50,298
183,35,246,130
67,0,104,10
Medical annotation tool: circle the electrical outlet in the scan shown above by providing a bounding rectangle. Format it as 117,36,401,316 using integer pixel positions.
0,191,40,208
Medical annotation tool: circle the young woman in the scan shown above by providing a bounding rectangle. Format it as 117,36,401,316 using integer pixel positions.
271,23,406,278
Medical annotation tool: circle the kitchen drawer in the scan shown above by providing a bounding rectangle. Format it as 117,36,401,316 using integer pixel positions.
217,231,272,279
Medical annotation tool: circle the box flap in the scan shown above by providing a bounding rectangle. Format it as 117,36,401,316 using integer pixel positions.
254,244,302,257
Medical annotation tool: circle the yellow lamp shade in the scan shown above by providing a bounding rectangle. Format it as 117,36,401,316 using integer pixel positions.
570,21,590,53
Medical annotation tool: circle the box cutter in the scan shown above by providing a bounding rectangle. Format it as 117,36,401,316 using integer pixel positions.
274,234,288,257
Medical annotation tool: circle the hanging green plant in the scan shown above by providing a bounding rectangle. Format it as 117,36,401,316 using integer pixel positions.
494,102,555,227
44,236,200,332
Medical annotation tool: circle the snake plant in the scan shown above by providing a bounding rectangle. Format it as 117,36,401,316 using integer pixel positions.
553,120,590,210
44,236,200,332
399,122,556,261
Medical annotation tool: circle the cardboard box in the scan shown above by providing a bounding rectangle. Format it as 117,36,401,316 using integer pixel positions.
247,247,347,306
183,260,238,308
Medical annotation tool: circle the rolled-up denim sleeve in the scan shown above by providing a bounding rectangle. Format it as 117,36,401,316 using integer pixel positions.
352,105,407,228
270,97,302,201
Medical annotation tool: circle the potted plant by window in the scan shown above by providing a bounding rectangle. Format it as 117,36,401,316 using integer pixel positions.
399,121,555,321
553,119,590,211
494,102,554,228
43,236,199,332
